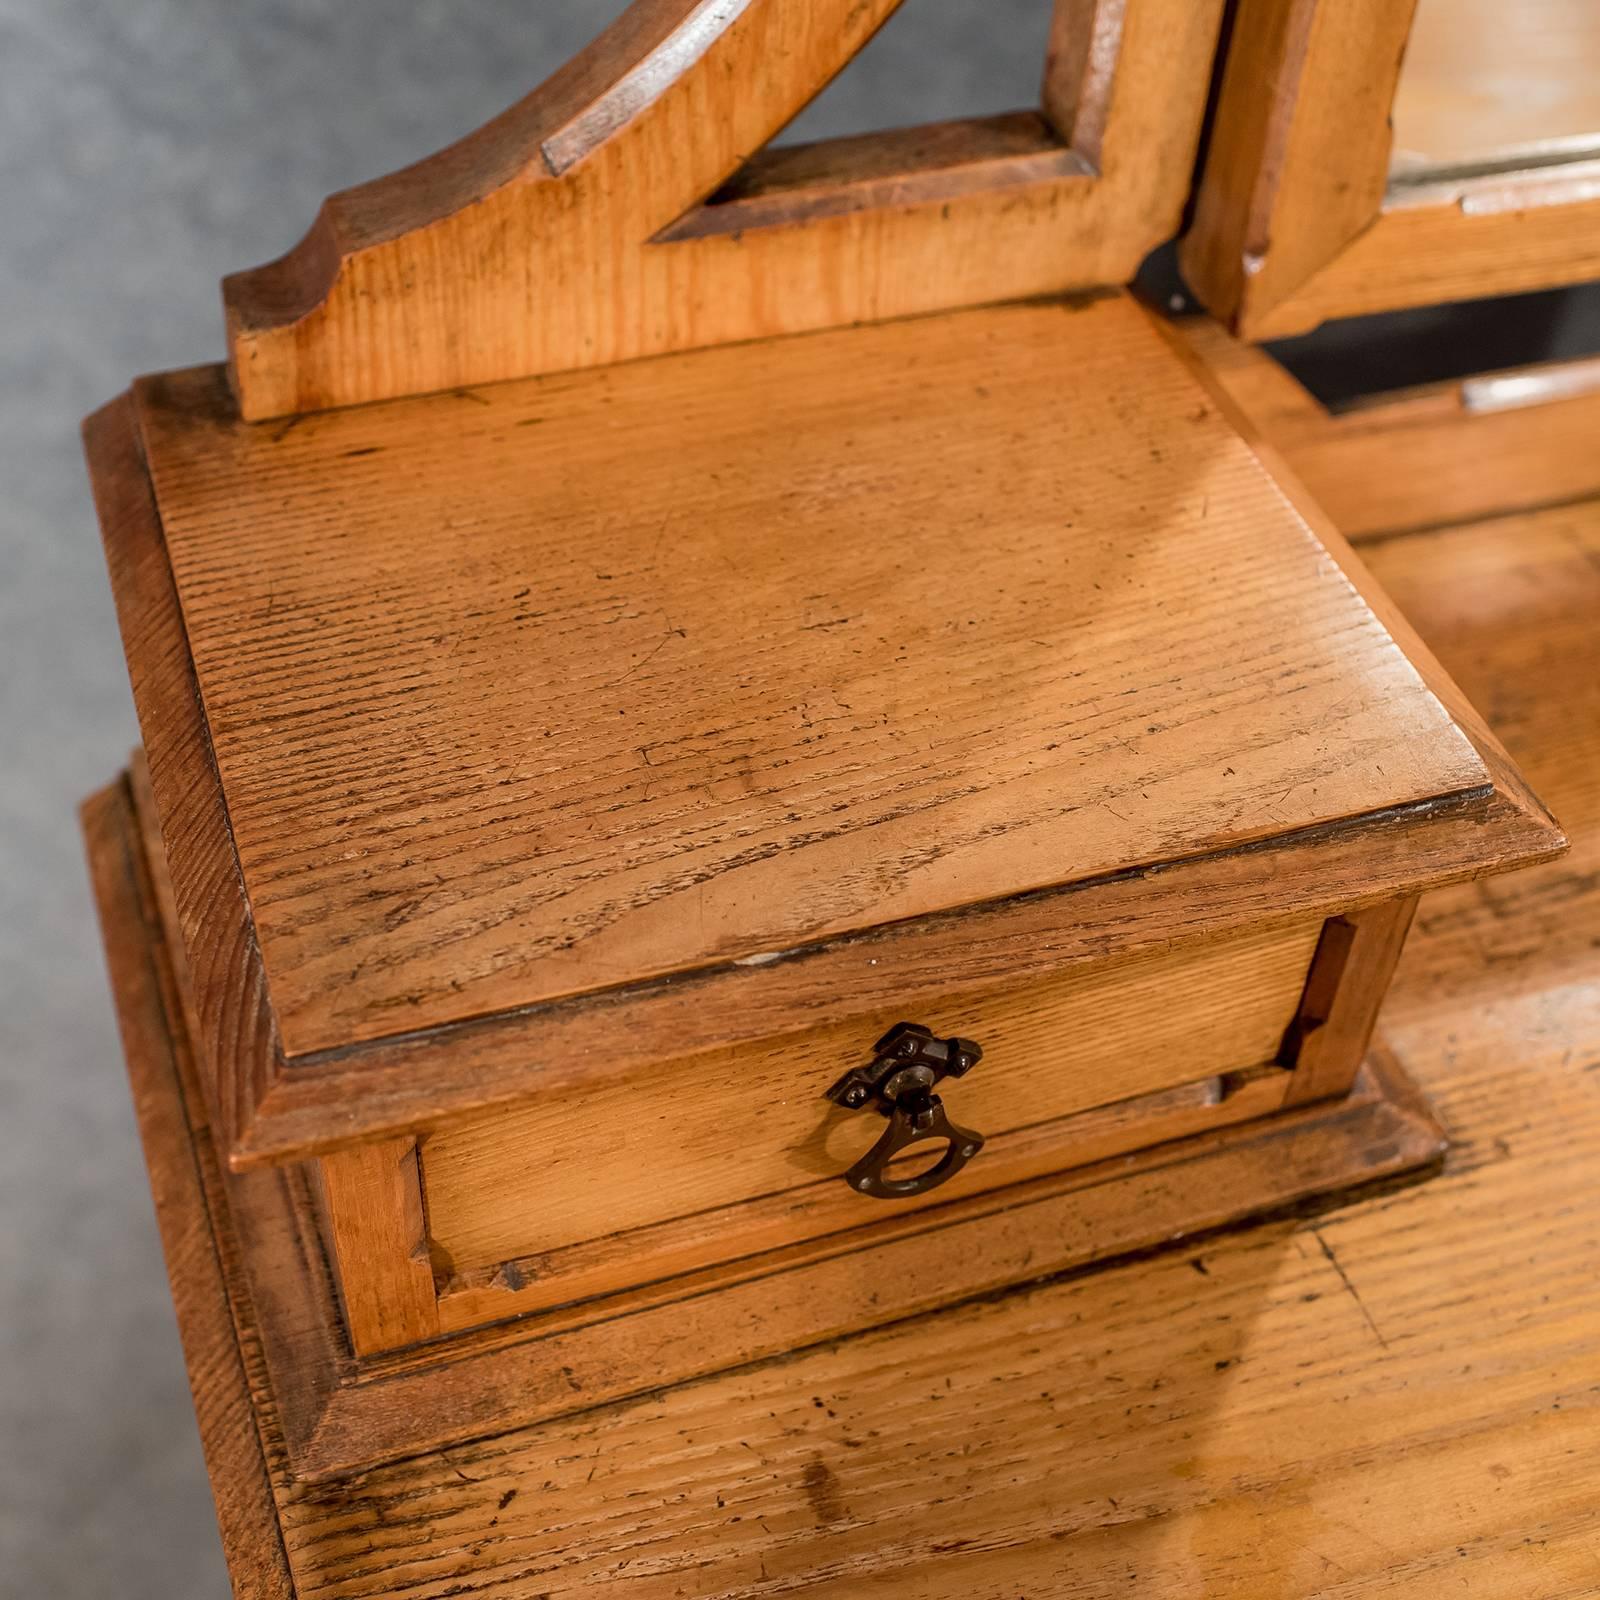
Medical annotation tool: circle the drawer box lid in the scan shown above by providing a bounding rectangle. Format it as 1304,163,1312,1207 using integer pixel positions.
87,293,1562,1166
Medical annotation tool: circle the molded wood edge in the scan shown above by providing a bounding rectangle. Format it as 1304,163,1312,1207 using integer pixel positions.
85,782,1448,1481
80,779,295,1599
220,0,1226,416
90,323,1563,1172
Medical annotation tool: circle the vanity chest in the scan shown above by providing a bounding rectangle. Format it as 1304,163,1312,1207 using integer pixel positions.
81,0,1564,1490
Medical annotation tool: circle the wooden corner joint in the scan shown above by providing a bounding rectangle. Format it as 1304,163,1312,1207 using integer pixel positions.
221,0,1227,419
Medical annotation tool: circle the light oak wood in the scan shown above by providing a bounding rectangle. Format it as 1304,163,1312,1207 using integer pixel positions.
86,775,1447,1479
418,919,1321,1294
85,449,1600,1600
88,294,1565,1172
1183,320,1600,539
1181,0,1600,337
222,0,1226,417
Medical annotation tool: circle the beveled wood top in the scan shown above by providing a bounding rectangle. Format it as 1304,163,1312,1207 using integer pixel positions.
128,294,1487,1057
79,478,1600,1592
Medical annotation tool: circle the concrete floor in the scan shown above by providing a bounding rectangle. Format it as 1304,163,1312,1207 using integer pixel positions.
0,4,1054,1595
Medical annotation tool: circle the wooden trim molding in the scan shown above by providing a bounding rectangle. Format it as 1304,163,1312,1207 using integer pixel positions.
308,1140,440,1357
1181,321,1600,539
222,0,1228,417
84,339,1565,1171
80,779,294,1598
85,768,1448,1480
1180,0,1600,337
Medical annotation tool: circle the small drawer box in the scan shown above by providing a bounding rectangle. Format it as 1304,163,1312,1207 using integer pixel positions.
87,292,1561,1476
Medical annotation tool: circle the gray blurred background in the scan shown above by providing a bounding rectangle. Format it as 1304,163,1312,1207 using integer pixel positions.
3,4,1598,1597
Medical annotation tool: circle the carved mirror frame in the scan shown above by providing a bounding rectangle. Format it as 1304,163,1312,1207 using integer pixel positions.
1181,0,1600,340
224,0,1225,419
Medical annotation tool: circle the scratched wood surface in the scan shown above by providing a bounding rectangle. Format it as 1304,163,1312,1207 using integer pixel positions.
85,485,1600,1593
1181,0,1600,337
131,294,1486,1060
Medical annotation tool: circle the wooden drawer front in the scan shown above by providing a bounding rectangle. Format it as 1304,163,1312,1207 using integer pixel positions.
419,920,1322,1326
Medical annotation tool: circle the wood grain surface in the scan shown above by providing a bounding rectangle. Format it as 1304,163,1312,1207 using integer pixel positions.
89,299,1563,1168
222,0,1225,416
418,919,1320,1283
88,776,1446,1480
80,780,293,1600
85,443,1600,1600
134,295,1487,1056
1181,0,1600,336
1179,0,1416,333
307,1138,438,1357
1182,322,1600,540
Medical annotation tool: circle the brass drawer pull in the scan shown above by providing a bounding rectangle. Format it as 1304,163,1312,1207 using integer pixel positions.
825,1023,985,1200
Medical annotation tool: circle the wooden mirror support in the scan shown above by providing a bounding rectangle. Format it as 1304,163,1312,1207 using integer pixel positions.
1181,0,1600,338
224,0,1226,419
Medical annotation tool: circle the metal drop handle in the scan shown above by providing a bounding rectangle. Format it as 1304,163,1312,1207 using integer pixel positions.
824,1023,986,1200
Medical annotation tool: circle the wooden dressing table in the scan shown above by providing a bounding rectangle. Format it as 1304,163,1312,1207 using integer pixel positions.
78,2,1597,1593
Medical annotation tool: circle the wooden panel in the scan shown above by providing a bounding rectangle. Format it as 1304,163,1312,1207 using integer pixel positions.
1246,174,1600,340
1392,0,1600,176
309,1139,438,1357
1183,321,1600,540
431,1068,1296,1335
91,466,1600,1600
1178,0,1417,331
87,783,1444,1477
133,295,1486,1058
1182,0,1600,336
222,0,1225,417
422,920,1321,1283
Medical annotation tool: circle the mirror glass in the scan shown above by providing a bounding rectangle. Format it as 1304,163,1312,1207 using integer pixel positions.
1391,0,1600,179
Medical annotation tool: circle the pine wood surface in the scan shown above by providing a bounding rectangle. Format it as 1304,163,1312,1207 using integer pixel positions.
1180,0,1600,336
419,918,1321,1283
138,294,1489,1058
86,471,1600,1600
307,1138,438,1357
221,0,1225,417
89,769,1449,1484
88,302,1562,1170
1182,322,1600,541
1392,0,1600,175
1244,177,1600,341
122,747,1338,1368
80,781,293,1600
425,1067,1300,1340
1277,898,1416,1107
